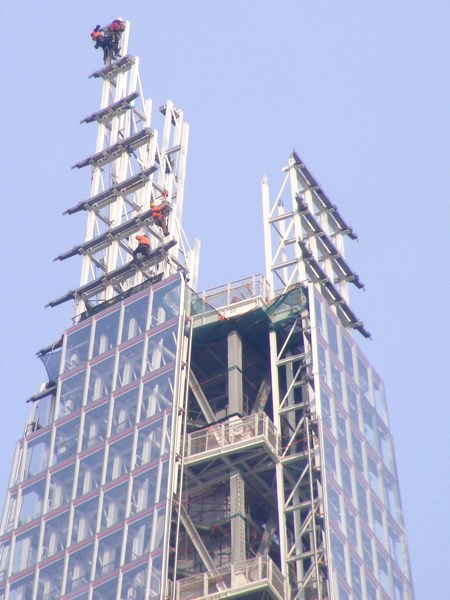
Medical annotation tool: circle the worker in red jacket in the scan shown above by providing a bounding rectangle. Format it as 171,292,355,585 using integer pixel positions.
150,202,169,236
133,234,150,260
105,18,126,59
91,25,110,63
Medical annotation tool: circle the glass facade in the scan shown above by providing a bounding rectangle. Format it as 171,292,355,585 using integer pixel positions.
0,275,188,600
313,292,414,599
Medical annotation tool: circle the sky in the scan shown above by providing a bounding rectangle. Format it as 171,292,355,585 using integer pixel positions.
0,1,448,598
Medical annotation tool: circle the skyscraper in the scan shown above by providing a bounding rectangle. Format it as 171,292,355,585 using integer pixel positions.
0,23,414,600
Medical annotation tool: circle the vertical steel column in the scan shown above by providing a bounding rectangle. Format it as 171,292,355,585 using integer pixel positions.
230,469,247,565
227,330,244,416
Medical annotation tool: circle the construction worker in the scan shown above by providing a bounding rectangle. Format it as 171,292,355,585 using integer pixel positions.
150,202,170,236
105,18,126,59
91,25,110,63
133,234,150,260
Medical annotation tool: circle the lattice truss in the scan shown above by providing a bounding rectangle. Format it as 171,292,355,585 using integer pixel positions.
52,23,193,313
262,152,369,338
269,308,329,600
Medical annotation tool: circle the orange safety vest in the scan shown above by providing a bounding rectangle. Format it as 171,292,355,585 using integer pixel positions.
136,235,150,246
91,30,102,41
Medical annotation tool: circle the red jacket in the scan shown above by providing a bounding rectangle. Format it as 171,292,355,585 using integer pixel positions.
135,235,150,246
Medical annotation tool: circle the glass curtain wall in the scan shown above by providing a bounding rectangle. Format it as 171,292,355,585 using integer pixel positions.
312,289,414,600
0,275,188,600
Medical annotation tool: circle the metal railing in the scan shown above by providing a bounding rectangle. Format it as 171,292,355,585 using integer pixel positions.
175,555,284,599
186,413,278,459
199,275,271,311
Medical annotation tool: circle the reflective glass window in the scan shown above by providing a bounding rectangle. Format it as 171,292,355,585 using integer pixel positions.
342,337,354,377
0,541,11,582
331,362,343,403
82,402,110,450
53,416,80,464
330,529,346,578
350,555,362,598
372,501,385,544
58,371,86,417
8,574,34,600
365,577,377,600
145,324,178,374
34,393,54,429
122,295,149,343
378,428,395,474
384,475,402,524
320,390,333,431
25,432,51,479
96,529,123,578
340,458,353,501
120,563,148,600
4,494,17,531
48,462,75,511
112,387,139,435
76,449,104,497
71,496,99,544
356,480,368,522
338,582,350,600
347,386,359,428
36,557,64,600
12,526,40,573
106,434,134,482
136,417,169,467
141,370,174,421
324,435,337,477
42,510,69,559
87,356,116,403
361,529,374,572
393,576,403,599
92,577,120,600
388,526,402,567
357,358,369,397
326,314,339,356
64,325,91,372
19,479,46,526
149,553,164,598
130,466,159,515
374,377,387,423
317,344,328,383
345,507,357,547
378,552,390,592
367,455,380,496
362,401,377,450
351,431,364,473
314,296,323,333
151,278,181,327
117,341,144,389
101,481,129,529
335,409,347,451
327,483,342,528
66,542,94,592
125,513,157,563
93,310,120,358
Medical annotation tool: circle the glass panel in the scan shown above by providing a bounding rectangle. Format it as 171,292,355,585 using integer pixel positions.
42,510,69,559
66,543,94,592
317,344,328,383
345,507,357,547
141,370,174,421
117,341,144,389
357,358,369,397
122,295,149,342
125,515,154,562
148,553,163,598
150,278,181,327
365,577,377,600
342,337,354,377
145,324,178,373
48,462,75,511
76,449,104,497
327,483,342,528
105,434,134,482
64,325,91,372
350,555,362,598
82,401,110,450
324,435,336,477
314,296,323,333
53,416,80,464
92,577,120,599
0,541,11,581
96,530,123,577
8,574,34,600
393,576,403,599
351,431,364,473
4,493,17,531
93,310,120,358
384,474,402,523
378,552,390,592
19,479,46,525
87,356,116,403
58,371,86,416
120,563,148,600
136,416,169,467
12,526,40,573
378,428,395,474
330,529,346,579
71,496,99,544
320,390,333,430
37,557,64,600
101,481,129,529
361,529,374,572
34,393,54,429
367,455,380,496
326,313,338,356
335,409,347,451
25,432,51,478
331,362,343,403
340,458,353,501
373,377,387,423
362,401,377,450
356,480,368,522
347,386,359,428
130,466,159,516
372,501,385,544
112,387,139,435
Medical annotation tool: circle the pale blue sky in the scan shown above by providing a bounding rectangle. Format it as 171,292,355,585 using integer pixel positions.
0,2,448,598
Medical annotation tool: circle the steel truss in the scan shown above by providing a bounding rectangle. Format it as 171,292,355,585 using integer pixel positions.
53,22,197,316
262,153,370,599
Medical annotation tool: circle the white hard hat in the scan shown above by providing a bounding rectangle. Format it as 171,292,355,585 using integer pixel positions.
116,17,123,21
